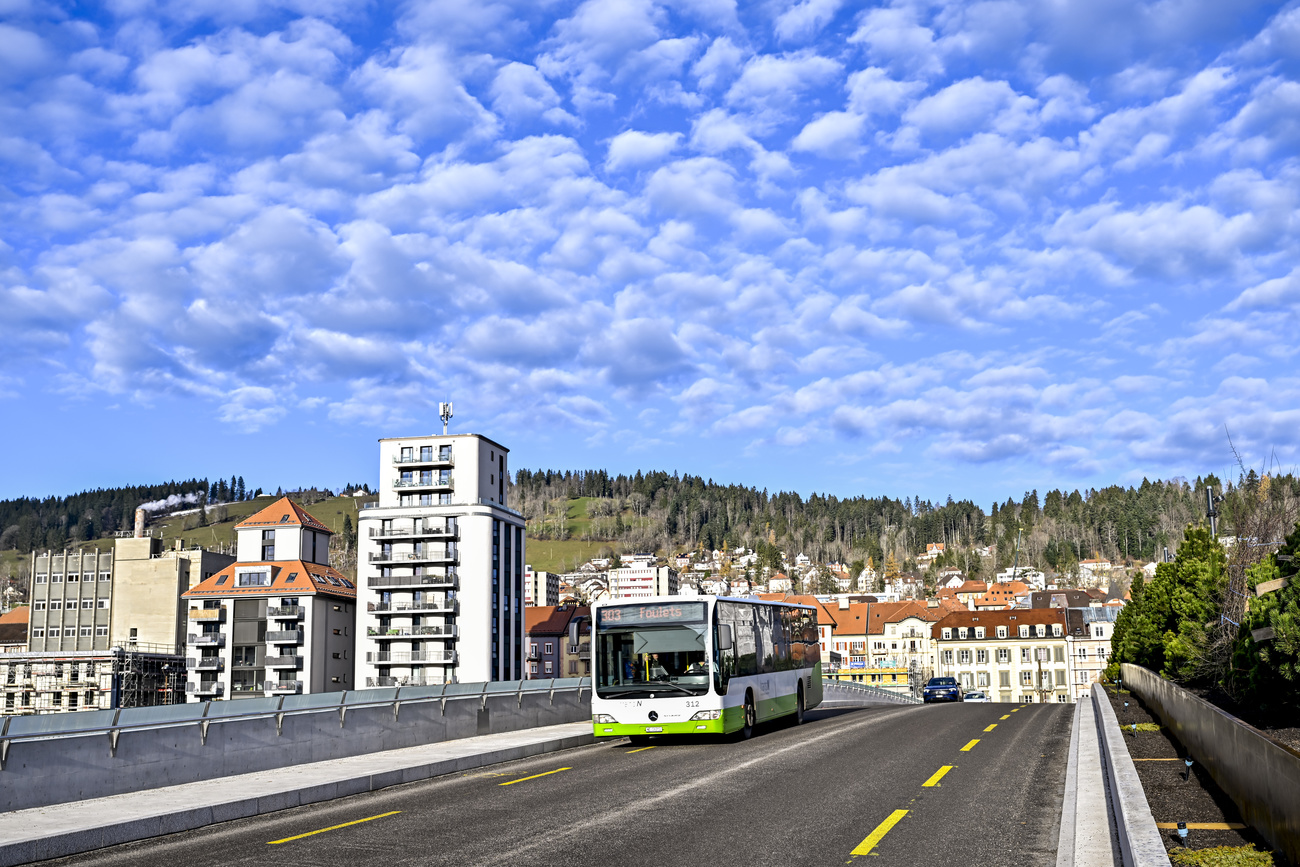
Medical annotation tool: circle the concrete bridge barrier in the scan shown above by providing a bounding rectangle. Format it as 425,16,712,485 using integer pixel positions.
1123,663,1300,867
0,678,591,813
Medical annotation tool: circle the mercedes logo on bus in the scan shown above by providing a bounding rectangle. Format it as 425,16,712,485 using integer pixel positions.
648,711,658,722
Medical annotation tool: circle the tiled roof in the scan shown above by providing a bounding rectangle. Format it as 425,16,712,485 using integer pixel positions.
931,608,1067,638
0,606,29,625
235,497,333,533
181,560,355,600
525,605,589,636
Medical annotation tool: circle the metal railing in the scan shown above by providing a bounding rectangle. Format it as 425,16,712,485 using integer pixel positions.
265,630,304,643
267,606,304,618
267,681,302,694
187,658,223,671
368,551,457,564
367,600,458,614
367,574,458,589
0,677,592,750
367,625,458,638
188,608,226,621
366,651,457,664
368,526,457,539
265,655,303,668
189,634,226,648
366,676,450,687
822,678,922,704
392,454,454,466
392,477,454,490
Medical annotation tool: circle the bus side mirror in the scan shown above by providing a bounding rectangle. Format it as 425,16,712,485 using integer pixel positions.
718,624,733,651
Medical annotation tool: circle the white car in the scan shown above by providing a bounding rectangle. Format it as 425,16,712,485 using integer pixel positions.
963,691,991,703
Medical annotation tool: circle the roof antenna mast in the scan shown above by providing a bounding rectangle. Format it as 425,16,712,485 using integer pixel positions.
439,401,454,435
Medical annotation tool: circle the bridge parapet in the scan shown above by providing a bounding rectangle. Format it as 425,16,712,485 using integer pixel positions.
0,677,591,813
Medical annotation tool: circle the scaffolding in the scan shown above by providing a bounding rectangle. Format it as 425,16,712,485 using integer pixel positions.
1,644,185,715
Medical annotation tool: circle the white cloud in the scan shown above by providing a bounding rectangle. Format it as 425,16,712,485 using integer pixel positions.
605,130,681,172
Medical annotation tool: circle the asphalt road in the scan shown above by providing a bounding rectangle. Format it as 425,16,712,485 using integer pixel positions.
41,701,1073,867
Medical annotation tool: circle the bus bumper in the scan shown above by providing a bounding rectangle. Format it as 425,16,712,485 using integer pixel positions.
593,719,727,737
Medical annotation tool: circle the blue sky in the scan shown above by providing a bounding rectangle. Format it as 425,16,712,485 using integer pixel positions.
2,0,1299,506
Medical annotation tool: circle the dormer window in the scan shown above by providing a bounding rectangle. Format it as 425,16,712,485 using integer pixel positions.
942,628,952,640
1019,625,1029,638
286,572,299,583
1052,624,1062,637
975,627,985,639
237,570,271,587
997,626,1007,638
1036,624,1046,637
958,627,968,639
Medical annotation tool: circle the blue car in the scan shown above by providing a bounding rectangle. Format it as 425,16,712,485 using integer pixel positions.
922,676,963,703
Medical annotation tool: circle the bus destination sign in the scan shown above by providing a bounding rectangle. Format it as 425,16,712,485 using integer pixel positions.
597,602,706,627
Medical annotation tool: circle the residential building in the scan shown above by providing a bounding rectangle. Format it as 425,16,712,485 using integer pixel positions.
954,580,988,608
524,567,559,607
524,605,590,679
932,609,1073,703
608,557,678,599
916,543,946,568
1028,589,1100,610
357,433,525,686
1066,607,1119,701
1,606,29,653
180,498,357,699
996,567,1047,588
973,581,1028,610
0,646,186,715
27,548,114,651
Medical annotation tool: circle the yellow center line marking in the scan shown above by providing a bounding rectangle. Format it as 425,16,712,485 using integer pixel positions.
499,767,571,786
1011,708,1020,712
922,766,953,787
1000,714,1010,720
628,746,656,753
984,724,998,732
1155,823,1246,830
267,811,401,844
960,739,980,752
851,809,909,856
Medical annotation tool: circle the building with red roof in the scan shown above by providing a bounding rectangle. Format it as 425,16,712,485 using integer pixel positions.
181,497,357,699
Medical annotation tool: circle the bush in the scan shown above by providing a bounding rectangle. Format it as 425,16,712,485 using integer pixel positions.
1169,844,1273,866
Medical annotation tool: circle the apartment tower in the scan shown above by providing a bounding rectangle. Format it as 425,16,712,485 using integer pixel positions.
357,433,524,686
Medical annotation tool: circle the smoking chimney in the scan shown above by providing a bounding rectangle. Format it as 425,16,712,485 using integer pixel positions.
134,508,145,538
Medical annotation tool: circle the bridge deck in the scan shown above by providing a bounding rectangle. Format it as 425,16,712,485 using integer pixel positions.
19,701,1073,866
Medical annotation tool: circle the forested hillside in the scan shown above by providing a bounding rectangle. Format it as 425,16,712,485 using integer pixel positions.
511,469,1300,578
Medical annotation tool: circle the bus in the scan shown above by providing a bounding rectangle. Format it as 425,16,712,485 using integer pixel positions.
590,595,823,741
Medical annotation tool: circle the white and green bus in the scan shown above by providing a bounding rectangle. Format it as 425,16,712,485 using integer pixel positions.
590,595,823,741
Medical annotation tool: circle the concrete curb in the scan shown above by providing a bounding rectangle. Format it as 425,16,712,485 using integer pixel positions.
1093,685,1171,867
1055,698,1082,867
0,730,596,867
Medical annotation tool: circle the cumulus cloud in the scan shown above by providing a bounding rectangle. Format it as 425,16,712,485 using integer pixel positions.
1,0,1298,501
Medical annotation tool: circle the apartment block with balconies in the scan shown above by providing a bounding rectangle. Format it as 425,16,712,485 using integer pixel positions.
180,498,356,699
357,433,524,687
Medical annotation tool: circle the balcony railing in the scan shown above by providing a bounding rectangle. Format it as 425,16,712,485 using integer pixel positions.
568,645,591,660
187,657,224,671
367,600,458,615
367,651,457,665
393,453,454,467
188,607,226,621
189,633,226,648
267,605,305,619
266,630,304,643
187,682,224,696
367,574,458,590
368,525,458,539
267,680,302,694
392,476,454,491
265,655,303,668
366,676,448,688
368,551,458,565
367,625,458,639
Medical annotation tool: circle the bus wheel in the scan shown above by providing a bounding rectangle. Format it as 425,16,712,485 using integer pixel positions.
741,692,756,739
628,735,650,746
795,683,805,725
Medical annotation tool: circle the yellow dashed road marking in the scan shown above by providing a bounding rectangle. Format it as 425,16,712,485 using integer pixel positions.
960,739,980,752
851,810,909,856
268,811,401,844
922,766,953,787
499,767,571,786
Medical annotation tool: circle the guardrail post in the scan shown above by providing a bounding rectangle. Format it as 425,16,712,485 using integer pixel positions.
393,687,403,722
338,691,349,728
0,715,10,771
199,701,212,746
479,683,489,711
439,682,449,714
516,679,525,708
108,709,123,757
577,677,587,702
548,678,556,705
275,696,286,736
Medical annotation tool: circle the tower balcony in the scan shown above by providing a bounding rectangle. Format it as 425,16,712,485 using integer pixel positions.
367,599,459,615
367,573,458,590
392,476,454,492
366,624,459,639
392,454,455,468
368,551,458,566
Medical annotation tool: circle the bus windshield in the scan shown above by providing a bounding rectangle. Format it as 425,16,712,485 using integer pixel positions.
595,602,710,698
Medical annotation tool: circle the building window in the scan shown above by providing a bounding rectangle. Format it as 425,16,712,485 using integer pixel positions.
1077,647,1088,659
975,627,985,639
942,650,953,665
1094,626,1105,637
976,649,988,664
544,642,553,654
977,672,990,687
958,650,971,664
941,628,952,640
529,662,537,675
100,572,111,582
996,626,1007,638
1098,647,1108,660
97,599,109,609
1020,647,1031,662
95,626,108,637
999,670,1011,688
68,574,79,583
80,627,92,637
36,574,47,584
1052,624,1062,637
34,602,45,611
237,571,271,587
1036,624,1046,637
1054,646,1065,662
261,530,275,561
32,629,44,638
997,648,1010,663
82,600,94,609
544,661,553,674
1019,626,1029,638
958,627,968,639
49,601,62,610
1021,671,1034,685
53,574,62,583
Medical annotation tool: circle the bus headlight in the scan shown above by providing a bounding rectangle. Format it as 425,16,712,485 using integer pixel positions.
593,714,617,724
689,710,720,720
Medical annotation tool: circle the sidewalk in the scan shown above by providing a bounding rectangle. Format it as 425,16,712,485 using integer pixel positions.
0,721,594,867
